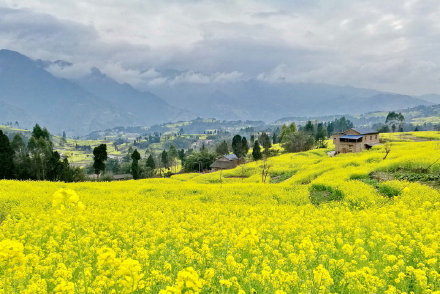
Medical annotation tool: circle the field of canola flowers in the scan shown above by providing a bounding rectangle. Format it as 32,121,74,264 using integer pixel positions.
0,132,439,293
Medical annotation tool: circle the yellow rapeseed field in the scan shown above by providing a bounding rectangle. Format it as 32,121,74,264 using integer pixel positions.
0,134,439,293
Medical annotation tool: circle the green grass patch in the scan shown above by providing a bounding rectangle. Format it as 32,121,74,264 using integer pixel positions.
309,184,344,205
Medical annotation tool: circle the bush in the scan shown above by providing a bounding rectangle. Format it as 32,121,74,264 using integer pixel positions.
378,185,401,198
309,184,344,205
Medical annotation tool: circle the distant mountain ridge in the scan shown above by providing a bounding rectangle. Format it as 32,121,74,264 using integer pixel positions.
0,49,190,134
150,80,432,121
0,49,434,134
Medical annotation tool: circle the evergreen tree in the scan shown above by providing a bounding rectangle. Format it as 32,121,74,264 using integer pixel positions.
145,154,156,178
272,132,278,144
131,149,141,180
252,140,262,161
146,154,156,169
250,134,255,145
47,151,65,181
93,144,108,177
0,130,15,179
168,145,178,172
315,123,328,148
232,135,243,157
304,121,315,134
178,149,186,164
242,137,249,155
259,132,272,151
215,140,229,155
161,150,169,170
32,124,50,140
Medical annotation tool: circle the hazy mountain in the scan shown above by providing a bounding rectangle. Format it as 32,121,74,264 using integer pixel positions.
276,104,440,127
74,68,190,126
151,79,432,122
0,49,189,134
0,49,434,134
419,94,440,104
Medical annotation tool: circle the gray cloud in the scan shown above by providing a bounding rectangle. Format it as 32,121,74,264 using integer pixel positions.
0,0,440,94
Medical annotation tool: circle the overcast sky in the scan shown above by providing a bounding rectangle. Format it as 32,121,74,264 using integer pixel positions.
0,0,439,94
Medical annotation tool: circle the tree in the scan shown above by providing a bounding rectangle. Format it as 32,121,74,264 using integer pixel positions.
146,154,156,170
62,131,67,144
272,132,278,144
0,130,15,179
250,134,255,145
252,140,262,160
304,121,315,134
183,150,216,172
168,145,178,172
326,117,353,134
107,158,122,174
315,123,328,148
144,154,156,178
391,124,396,133
279,123,297,143
161,150,169,170
260,157,271,183
93,144,108,177
10,133,31,179
383,143,392,160
130,149,141,180
259,132,272,151
47,151,66,181
32,124,50,140
241,137,249,155
178,149,186,164
377,124,391,133
28,129,53,180
215,141,229,155
386,112,405,133
282,132,315,153
232,135,243,157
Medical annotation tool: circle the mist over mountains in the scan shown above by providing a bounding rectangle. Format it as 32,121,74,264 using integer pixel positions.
0,49,435,135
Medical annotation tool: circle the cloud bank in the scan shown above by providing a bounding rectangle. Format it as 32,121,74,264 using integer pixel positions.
1,0,440,94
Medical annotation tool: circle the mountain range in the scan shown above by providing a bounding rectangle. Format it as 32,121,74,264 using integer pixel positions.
0,49,436,134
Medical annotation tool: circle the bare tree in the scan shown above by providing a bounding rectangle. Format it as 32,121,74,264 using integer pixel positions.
383,142,392,160
260,157,271,183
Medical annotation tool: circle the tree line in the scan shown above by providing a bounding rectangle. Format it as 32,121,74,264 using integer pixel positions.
0,125,84,181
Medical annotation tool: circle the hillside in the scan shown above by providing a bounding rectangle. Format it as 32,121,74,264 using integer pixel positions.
276,104,440,128
151,80,433,121
0,50,189,135
1,135,439,292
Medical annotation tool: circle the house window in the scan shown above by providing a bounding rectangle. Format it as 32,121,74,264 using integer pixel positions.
370,135,372,140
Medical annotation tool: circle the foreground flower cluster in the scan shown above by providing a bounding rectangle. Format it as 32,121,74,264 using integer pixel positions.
0,140,439,293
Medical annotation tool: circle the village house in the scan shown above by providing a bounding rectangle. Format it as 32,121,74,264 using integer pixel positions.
210,154,239,170
332,128,380,154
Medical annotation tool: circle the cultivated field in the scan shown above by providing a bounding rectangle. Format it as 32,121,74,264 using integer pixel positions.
0,134,439,293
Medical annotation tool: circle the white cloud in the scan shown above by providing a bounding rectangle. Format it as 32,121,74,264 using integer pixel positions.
0,0,440,94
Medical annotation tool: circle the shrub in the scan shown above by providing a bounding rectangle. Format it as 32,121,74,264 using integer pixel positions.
309,184,344,205
378,185,401,198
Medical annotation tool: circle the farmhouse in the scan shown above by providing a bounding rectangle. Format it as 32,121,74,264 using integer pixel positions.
332,128,380,154
210,154,239,170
